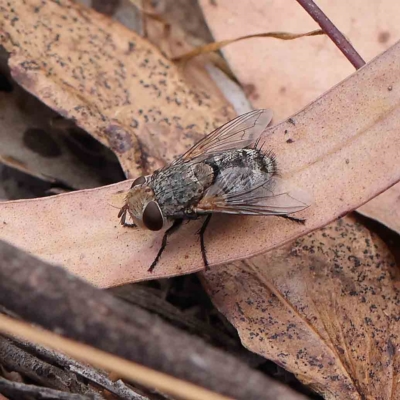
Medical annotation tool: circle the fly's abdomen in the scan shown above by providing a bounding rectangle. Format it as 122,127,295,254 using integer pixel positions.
205,149,277,194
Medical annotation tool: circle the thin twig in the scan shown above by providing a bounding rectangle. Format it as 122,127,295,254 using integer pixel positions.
296,0,366,69
172,29,324,62
12,336,148,400
0,336,95,396
0,377,98,400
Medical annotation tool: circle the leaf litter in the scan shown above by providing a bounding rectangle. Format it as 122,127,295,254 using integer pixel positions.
0,0,400,286
0,1,399,399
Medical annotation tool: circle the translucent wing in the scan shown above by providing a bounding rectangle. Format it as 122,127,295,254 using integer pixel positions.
194,170,311,216
174,109,273,164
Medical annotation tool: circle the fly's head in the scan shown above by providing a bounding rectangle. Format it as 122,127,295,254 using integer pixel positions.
118,176,165,231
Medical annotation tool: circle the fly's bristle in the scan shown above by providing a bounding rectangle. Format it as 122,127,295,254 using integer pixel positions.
255,147,278,177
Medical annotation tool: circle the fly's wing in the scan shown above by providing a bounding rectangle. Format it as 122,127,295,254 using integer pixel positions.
194,169,311,216
173,109,273,164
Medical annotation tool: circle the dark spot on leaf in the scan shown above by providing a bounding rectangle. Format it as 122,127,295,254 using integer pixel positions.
23,128,62,158
243,83,259,100
387,339,395,358
378,31,390,44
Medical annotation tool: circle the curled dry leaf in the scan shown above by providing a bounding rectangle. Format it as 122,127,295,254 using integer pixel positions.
0,0,234,177
0,38,400,286
201,216,400,399
358,182,400,235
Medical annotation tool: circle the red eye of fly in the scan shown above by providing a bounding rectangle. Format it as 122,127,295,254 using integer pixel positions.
143,201,164,231
131,176,146,188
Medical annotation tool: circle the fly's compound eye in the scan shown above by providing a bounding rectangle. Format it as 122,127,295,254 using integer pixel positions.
131,176,146,188
143,201,164,231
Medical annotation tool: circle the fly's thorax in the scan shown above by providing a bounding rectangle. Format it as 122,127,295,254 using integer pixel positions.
150,162,215,217
119,182,166,231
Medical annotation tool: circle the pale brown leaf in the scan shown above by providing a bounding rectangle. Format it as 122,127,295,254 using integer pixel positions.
0,37,400,285
199,0,400,122
201,216,400,399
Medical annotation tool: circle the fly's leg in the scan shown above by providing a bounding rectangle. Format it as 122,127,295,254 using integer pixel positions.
148,219,183,272
279,215,306,224
198,214,212,271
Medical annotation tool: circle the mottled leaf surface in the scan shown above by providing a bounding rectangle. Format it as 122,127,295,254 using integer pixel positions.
201,216,400,399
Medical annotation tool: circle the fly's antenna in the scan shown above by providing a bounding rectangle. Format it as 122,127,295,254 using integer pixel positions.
108,203,122,210
265,149,279,177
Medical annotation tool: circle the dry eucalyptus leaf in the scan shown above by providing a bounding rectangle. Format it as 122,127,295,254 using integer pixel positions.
0,74,122,189
0,0,234,178
0,39,400,287
199,0,400,122
201,216,400,399
358,183,400,235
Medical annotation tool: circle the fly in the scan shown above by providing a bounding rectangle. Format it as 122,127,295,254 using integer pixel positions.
118,109,311,272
